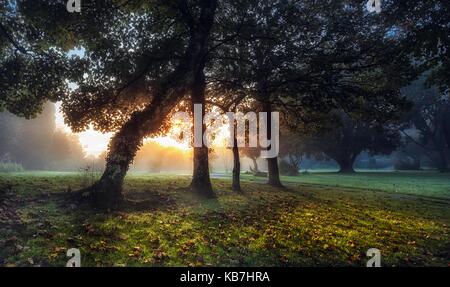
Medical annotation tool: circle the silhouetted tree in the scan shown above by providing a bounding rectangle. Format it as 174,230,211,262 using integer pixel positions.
278,129,321,176
384,1,450,93
393,137,425,171
211,0,416,185
312,110,403,173
11,0,219,207
401,79,450,172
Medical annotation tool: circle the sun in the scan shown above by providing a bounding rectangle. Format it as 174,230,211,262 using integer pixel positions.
146,136,191,152
54,102,111,157
54,102,194,157
54,102,233,157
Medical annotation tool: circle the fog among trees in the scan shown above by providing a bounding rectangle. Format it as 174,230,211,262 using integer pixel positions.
0,102,85,170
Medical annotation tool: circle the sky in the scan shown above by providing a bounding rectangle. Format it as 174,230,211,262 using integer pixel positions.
55,102,196,157
54,101,112,157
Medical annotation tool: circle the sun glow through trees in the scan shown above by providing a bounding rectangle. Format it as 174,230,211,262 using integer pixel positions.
54,102,231,157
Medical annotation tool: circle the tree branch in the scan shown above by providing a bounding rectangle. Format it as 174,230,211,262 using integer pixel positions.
0,22,28,54
400,129,439,152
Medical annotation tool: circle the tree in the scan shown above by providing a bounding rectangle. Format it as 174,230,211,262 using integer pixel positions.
190,66,215,197
383,1,450,94
205,91,247,192
278,129,320,176
393,137,425,171
0,0,68,117
401,78,450,172
241,147,261,173
103,0,216,206
210,0,416,186
311,109,403,173
385,1,450,172
19,0,219,207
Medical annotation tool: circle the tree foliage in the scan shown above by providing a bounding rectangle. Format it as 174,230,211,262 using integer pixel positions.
402,77,450,172
0,0,68,117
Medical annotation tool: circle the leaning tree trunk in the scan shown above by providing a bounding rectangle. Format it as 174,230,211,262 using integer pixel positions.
264,101,283,187
84,92,188,208
231,124,241,192
190,68,214,197
83,0,218,208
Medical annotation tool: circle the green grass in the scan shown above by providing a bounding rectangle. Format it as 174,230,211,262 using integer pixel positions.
0,172,449,267
241,171,450,200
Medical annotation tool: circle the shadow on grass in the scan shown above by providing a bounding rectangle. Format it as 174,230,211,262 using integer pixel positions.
2,174,449,267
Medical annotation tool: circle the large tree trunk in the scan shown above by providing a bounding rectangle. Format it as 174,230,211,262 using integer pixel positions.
267,157,282,186
191,146,214,196
231,126,241,192
336,154,356,173
190,68,214,197
264,102,283,187
82,0,218,208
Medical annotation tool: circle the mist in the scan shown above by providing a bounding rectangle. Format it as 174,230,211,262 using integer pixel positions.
0,102,260,174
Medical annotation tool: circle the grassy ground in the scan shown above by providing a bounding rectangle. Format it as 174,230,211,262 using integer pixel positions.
241,171,450,199
0,172,449,267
